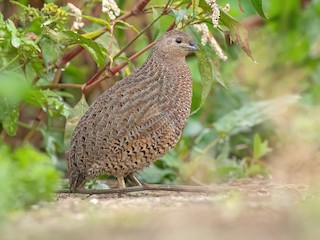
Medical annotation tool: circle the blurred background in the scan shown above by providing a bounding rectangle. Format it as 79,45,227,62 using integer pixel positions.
0,0,319,218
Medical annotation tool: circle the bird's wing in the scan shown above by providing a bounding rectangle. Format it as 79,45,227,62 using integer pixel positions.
84,69,172,146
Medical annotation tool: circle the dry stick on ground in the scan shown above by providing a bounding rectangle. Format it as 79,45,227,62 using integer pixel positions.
57,184,238,195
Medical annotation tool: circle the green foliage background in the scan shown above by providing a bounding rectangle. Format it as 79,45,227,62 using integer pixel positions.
0,0,319,219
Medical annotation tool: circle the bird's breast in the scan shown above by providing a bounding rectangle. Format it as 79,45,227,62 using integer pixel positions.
159,63,193,133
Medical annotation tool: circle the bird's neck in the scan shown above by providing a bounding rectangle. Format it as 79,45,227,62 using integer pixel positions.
150,50,186,66
146,52,193,134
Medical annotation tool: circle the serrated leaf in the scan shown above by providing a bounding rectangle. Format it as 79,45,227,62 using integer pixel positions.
251,0,268,19
253,133,272,159
172,9,187,24
219,8,254,60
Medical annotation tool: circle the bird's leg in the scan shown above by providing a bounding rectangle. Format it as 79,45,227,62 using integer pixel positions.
117,176,126,188
127,174,143,186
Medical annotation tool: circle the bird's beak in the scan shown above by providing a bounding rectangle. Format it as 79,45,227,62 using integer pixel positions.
188,41,199,51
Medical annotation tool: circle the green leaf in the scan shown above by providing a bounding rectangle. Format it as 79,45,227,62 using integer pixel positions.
214,95,300,137
172,8,187,24
21,38,41,52
6,19,21,48
0,70,28,136
199,0,212,13
80,14,110,29
219,8,254,60
0,99,19,136
138,164,176,184
39,37,61,66
46,29,106,67
191,45,213,114
43,90,71,118
11,35,21,48
251,0,268,19
253,133,272,159
25,89,71,118
192,0,200,15
0,143,60,214
115,20,140,34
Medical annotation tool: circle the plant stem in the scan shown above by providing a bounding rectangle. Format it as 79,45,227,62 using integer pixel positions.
39,83,83,90
117,0,151,21
23,109,45,143
83,41,155,93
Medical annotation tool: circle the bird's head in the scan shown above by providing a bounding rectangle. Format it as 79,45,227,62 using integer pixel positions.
152,30,199,59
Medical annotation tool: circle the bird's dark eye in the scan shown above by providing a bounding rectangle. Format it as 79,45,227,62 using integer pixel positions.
175,37,182,44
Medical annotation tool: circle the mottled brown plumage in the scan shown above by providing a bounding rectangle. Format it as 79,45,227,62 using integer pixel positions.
67,30,198,191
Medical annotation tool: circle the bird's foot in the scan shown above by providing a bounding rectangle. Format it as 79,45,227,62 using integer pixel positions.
126,174,144,187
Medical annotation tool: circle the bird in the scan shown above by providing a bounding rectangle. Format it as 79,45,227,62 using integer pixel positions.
67,30,199,191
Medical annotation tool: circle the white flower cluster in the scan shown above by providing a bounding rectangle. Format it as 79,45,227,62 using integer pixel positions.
194,23,227,61
205,0,220,28
102,0,120,20
67,3,84,30
223,3,230,12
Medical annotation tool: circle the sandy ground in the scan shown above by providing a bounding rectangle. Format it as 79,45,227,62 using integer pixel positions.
2,178,320,240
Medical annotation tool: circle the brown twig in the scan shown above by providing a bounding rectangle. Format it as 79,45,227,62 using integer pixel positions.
39,83,83,90
118,0,151,21
55,45,87,69
23,109,45,142
56,184,236,195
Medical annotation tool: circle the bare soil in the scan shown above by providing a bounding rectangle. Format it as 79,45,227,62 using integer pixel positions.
2,178,319,240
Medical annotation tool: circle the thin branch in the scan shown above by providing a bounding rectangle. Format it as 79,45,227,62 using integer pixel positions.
56,184,237,195
113,13,163,60
39,83,83,90
55,45,87,69
117,0,151,21
23,109,45,142
83,41,155,93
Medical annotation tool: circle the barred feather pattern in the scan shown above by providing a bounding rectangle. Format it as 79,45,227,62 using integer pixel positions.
68,30,196,191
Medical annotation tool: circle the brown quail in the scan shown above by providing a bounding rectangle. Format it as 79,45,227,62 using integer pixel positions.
67,30,199,191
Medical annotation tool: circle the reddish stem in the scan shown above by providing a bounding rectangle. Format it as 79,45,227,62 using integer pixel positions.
83,42,155,93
